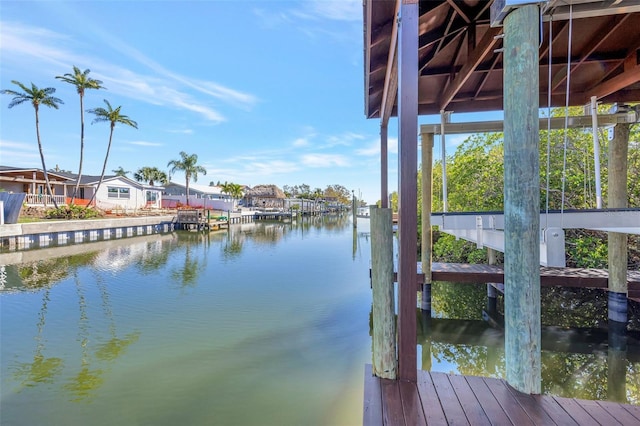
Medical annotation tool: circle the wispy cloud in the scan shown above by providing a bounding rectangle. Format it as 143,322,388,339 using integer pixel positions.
167,129,194,135
0,139,41,163
128,140,163,147
292,0,361,22
354,137,398,156
208,159,300,182
292,137,310,147
253,0,361,42
0,20,257,124
301,153,350,168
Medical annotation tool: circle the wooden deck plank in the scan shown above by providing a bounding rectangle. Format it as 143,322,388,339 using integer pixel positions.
574,398,623,425
482,377,535,425
530,395,579,426
464,375,513,425
398,379,427,425
622,403,640,422
381,378,406,426
551,397,600,426
430,373,470,425
364,368,640,426
416,370,448,425
363,365,384,426
596,400,640,425
447,374,492,425
498,381,556,425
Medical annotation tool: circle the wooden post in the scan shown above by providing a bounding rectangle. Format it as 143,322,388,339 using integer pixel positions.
397,0,418,382
381,123,389,208
352,194,357,228
370,207,397,379
421,131,434,311
608,123,630,325
503,4,541,394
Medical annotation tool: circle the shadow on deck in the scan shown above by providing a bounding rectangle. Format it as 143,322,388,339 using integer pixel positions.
363,365,640,425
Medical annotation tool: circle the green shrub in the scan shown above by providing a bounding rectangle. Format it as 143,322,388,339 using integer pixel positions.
45,205,102,220
432,231,498,264
566,234,608,268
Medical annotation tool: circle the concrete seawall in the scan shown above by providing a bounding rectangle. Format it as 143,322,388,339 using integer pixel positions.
0,215,177,251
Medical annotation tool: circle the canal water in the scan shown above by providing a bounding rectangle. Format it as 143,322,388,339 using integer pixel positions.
1,215,639,425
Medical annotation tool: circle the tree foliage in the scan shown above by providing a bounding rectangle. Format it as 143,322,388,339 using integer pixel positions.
134,166,168,186
421,106,639,265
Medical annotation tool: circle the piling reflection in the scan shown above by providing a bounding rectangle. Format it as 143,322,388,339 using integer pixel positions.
12,290,64,389
414,281,640,404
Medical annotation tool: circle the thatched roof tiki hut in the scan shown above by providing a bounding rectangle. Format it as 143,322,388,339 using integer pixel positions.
244,185,286,209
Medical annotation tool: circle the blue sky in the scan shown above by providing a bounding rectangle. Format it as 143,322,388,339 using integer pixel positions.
0,0,485,204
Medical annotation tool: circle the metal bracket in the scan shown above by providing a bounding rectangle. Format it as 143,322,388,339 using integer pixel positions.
491,0,549,27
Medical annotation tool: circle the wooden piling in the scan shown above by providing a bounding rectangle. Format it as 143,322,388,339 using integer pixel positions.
381,123,389,208
420,131,434,311
503,4,541,394
396,0,419,382
370,207,397,379
352,195,357,228
608,123,630,324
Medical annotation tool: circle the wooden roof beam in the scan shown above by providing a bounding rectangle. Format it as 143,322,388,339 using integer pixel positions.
439,26,502,111
380,0,400,126
590,47,640,100
446,0,470,24
551,14,629,93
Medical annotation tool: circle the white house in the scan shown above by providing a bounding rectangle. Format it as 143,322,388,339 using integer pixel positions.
163,182,234,210
0,166,163,210
89,175,163,210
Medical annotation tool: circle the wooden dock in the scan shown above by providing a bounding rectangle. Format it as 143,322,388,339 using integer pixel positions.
176,209,229,231
363,365,640,425
254,211,294,221
388,262,640,302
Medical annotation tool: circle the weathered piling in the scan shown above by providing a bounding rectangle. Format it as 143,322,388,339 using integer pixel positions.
420,131,433,311
608,123,630,326
503,4,541,394
370,207,396,379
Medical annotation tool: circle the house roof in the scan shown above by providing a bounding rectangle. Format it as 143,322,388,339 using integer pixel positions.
0,165,74,181
364,0,640,119
245,184,286,199
0,166,162,189
165,181,225,195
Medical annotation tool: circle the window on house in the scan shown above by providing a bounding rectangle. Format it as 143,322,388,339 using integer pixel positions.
107,186,130,199
146,191,157,203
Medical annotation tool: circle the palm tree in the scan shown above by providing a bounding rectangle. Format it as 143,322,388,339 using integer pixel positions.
134,166,168,186
220,182,244,206
56,66,104,204
167,151,207,206
1,81,63,208
111,166,130,177
86,99,138,205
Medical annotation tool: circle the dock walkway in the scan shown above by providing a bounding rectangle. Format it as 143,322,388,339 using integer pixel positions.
389,262,640,302
363,365,640,425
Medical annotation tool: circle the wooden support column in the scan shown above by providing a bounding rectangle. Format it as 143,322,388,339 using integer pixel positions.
608,123,630,325
503,4,541,394
420,131,434,311
381,123,389,208
397,0,418,382
352,193,357,228
370,207,397,379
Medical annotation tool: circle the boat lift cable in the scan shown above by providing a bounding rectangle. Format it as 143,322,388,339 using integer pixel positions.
560,3,573,226
544,13,553,230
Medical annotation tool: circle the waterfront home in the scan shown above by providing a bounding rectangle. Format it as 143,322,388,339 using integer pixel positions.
244,184,286,209
0,165,163,210
162,182,233,210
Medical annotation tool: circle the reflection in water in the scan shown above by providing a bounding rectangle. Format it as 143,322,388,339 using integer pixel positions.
12,289,64,389
419,281,640,404
1,214,373,426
